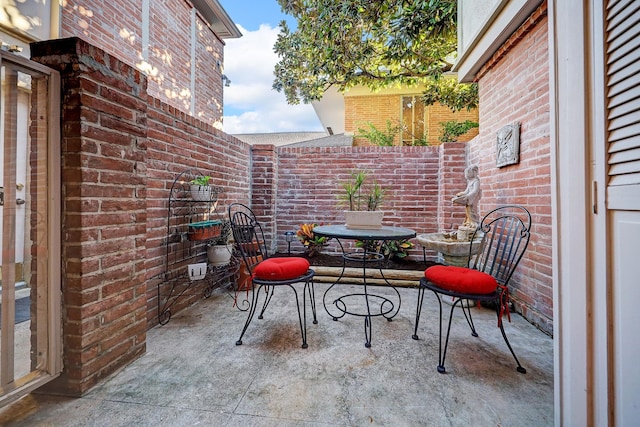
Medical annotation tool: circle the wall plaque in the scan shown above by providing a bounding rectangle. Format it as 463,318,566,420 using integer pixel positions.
496,122,520,168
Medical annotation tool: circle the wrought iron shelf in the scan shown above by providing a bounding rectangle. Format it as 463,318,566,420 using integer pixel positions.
157,169,239,325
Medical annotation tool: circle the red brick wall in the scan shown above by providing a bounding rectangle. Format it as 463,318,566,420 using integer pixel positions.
30,19,554,396
437,143,469,231
144,100,251,328
60,0,225,125
194,17,225,123
147,0,192,114
31,37,251,396
31,38,149,396
250,145,279,251
60,0,143,67
468,12,552,333
271,144,467,259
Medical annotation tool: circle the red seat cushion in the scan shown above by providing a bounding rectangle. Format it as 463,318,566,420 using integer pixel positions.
254,257,310,281
424,265,497,295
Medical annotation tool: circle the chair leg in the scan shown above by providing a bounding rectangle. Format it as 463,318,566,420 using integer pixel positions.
435,293,463,374
412,286,426,340
459,300,479,337
495,305,527,374
236,284,261,345
307,280,318,325
289,284,308,349
258,285,274,319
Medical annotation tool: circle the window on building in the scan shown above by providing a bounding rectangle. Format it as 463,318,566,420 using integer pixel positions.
401,96,425,145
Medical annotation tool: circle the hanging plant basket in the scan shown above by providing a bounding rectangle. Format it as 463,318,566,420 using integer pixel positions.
188,220,222,241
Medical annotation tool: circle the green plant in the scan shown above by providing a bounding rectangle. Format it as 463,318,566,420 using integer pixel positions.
357,120,401,146
337,170,385,211
438,120,479,143
422,77,479,112
273,2,480,113
296,223,331,256
382,239,415,260
409,135,429,146
354,239,414,260
208,221,232,246
354,239,383,256
190,175,211,186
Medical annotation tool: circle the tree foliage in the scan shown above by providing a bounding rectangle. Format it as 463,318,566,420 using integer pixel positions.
438,120,479,143
273,0,478,111
356,120,401,146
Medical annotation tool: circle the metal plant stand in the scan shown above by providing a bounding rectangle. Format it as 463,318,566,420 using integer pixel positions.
157,169,239,325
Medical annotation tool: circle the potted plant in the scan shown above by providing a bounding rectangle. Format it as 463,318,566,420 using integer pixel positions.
337,170,385,229
382,239,415,260
190,175,212,201
296,223,332,257
207,221,234,266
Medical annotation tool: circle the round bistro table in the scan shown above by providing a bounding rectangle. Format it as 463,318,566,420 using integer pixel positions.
313,224,416,347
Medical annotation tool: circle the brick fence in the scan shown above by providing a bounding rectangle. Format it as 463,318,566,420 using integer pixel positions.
31,37,552,396
271,144,467,257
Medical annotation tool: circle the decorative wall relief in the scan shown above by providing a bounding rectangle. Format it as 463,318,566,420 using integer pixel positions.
496,122,520,167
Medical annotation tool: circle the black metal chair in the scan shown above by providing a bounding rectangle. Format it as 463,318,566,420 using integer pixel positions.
412,205,532,374
228,203,317,348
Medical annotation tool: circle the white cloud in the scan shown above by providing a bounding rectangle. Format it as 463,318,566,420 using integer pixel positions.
222,24,323,134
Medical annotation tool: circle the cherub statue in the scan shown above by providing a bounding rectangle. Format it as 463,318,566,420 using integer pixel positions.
452,165,482,230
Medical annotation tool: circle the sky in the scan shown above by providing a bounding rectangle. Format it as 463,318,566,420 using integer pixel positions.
218,1,324,135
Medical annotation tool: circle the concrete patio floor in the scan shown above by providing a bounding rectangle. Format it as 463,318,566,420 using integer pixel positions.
0,283,554,426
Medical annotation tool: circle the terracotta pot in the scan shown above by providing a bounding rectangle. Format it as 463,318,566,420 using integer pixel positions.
187,220,222,241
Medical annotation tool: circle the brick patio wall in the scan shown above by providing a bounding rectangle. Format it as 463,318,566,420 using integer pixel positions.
144,99,252,330
31,38,150,396
61,0,225,126
29,26,553,395
30,37,251,396
467,5,552,334
269,144,468,258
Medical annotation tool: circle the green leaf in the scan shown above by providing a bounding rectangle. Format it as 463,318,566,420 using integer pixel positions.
273,0,475,111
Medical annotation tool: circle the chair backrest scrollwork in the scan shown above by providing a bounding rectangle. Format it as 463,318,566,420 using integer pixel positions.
228,203,269,273
469,205,532,287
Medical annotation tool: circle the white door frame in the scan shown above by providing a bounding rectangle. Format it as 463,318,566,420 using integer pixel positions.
0,50,61,407
549,0,611,425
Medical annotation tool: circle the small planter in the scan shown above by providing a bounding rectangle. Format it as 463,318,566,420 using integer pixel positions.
344,210,384,229
187,262,207,281
188,220,222,241
190,184,212,201
207,244,234,266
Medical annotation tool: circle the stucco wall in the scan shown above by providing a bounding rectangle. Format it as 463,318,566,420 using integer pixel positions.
458,0,501,52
